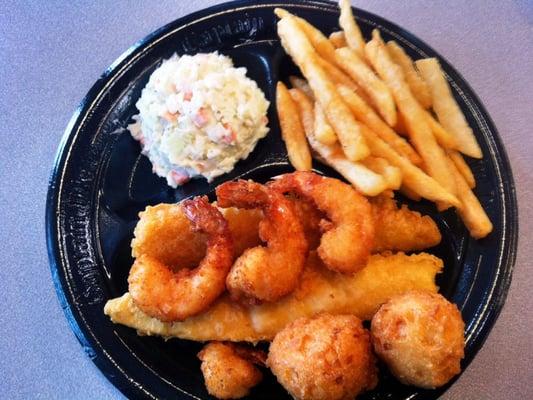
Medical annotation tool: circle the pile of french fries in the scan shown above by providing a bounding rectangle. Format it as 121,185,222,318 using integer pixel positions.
274,1,492,239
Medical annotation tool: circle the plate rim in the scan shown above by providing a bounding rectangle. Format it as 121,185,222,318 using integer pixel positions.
45,0,518,398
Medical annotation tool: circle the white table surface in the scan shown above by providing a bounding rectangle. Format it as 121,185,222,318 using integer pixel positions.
1,0,532,398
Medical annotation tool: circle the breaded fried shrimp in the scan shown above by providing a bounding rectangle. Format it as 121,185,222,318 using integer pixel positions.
216,180,308,303
267,314,378,400
270,171,374,273
198,342,264,399
287,195,325,250
133,201,261,266
128,197,233,321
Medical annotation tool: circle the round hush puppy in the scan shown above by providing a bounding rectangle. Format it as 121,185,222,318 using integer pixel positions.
267,314,378,400
198,342,264,399
371,291,465,389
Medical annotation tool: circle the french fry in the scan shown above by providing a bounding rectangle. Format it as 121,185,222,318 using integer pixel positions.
335,47,397,126
448,150,475,188
277,15,370,161
307,133,388,196
276,82,312,171
399,185,422,202
338,0,365,56
386,40,432,109
316,57,359,91
416,58,482,158
393,111,409,136
361,156,402,190
289,77,349,152
447,157,492,238
314,102,338,145
289,76,315,100
316,57,375,107
359,123,461,207
291,88,381,196
424,110,458,149
336,84,422,166
289,88,315,139
329,31,347,48
274,8,336,65
365,30,457,207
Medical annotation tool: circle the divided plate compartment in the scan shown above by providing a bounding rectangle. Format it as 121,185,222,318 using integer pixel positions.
46,1,517,399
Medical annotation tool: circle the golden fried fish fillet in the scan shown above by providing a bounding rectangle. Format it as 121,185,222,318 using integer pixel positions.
104,252,442,342
372,195,441,253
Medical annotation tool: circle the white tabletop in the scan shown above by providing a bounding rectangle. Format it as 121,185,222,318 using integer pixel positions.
1,1,532,398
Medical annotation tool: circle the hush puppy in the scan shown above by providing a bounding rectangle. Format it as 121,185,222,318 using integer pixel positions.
267,314,378,400
371,291,465,388
198,342,264,399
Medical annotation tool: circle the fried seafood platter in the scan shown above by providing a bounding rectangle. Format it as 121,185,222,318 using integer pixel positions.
70,0,508,400
105,170,462,399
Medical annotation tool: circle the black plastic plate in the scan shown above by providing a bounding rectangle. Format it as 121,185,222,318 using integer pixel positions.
46,1,518,398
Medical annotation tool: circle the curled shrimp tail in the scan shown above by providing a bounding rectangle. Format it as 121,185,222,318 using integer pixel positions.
182,196,234,274
183,196,232,242
269,171,321,194
216,180,269,210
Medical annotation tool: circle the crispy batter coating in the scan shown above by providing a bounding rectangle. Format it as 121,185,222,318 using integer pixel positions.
131,203,206,269
371,195,441,253
217,205,263,257
105,252,443,342
216,180,308,304
132,202,263,271
130,194,441,273
371,291,465,388
128,197,233,321
286,192,441,255
198,342,264,399
287,195,325,250
270,171,374,274
267,314,378,400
